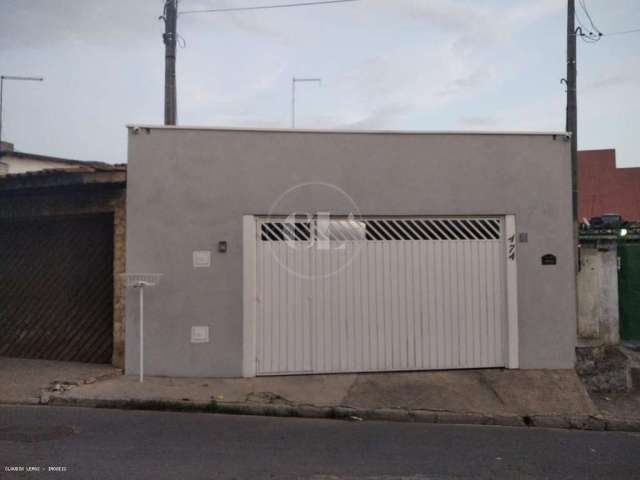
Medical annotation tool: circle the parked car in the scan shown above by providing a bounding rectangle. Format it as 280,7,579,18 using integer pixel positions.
588,213,627,229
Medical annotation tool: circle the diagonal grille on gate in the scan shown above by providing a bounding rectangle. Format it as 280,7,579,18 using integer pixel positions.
259,217,502,242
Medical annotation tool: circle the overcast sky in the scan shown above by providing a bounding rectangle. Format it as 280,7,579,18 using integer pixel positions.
0,0,638,166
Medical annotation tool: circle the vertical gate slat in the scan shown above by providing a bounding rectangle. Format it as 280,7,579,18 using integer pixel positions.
361,242,369,370
392,241,399,369
425,241,435,368
375,243,385,370
486,241,496,367
411,241,421,368
352,243,361,372
401,241,409,369
497,240,503,364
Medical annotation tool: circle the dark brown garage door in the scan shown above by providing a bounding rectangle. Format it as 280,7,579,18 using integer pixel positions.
0,214,113,363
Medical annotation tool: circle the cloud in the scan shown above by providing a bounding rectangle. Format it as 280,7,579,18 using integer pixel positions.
309,27,501,129
187,0,561,131
436,67,498,97
588,74,630,89
585,57,640,91
0,0,161,48
180,58,287,114
506,0,565,24
458,115,501,128
354,0,564,50
285,0,561,129
178,0,293,41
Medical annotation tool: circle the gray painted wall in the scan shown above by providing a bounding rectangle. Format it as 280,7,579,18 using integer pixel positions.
125,127,576,377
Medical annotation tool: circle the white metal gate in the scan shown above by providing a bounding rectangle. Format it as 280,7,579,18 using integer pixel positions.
251,216,510,375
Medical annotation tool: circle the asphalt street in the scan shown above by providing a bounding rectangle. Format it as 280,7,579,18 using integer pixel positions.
1,405,639,479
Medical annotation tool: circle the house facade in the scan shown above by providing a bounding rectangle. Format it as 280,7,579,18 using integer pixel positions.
0,151,126,367
579,149,640,222
0,142,112,177
125,126,576,378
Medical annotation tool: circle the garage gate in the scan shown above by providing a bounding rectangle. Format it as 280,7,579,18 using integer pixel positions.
245,215,518,376
0,214,114,363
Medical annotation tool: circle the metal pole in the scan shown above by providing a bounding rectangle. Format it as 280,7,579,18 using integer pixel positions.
139,285,144,383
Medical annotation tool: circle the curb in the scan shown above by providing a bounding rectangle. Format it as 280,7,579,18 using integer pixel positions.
42,395,640,432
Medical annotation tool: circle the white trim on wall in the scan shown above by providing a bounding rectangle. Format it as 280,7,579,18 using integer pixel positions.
242,215,257,377
505,215,519,369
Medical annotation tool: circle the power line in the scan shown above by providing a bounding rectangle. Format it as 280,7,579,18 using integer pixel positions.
574,9,589,31
578,0,601,35
576,0,602,43
575,0,640,41
577,25,640,41
605,27,640,36
577,29,601,43
180,0,360,15
575,9,600,42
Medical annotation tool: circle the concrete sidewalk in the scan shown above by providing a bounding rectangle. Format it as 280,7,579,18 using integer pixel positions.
40,365,614,430
0,356,120,405
6,356,639,431
46,369,595,416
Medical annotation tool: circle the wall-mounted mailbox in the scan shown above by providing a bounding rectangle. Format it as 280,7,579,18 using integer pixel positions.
541,254,557,265
218,241,227,253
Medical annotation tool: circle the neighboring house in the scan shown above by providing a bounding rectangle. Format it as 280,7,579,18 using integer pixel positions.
577,149,640,346
0,142,112,176
579,149,640,223
125,126,576,378
0,150,127,367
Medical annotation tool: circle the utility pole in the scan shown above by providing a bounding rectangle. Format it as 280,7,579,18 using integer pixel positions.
567,0,578,224
567,0,580,278
163,0,178,125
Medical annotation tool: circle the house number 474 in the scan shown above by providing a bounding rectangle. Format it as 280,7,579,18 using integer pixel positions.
507,234,516,261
